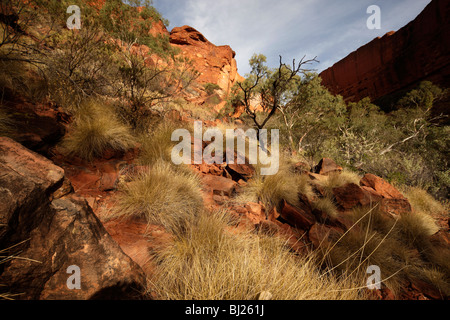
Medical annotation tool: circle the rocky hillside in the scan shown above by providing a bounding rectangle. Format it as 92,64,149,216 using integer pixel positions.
0,0,449,301
320,0,450,108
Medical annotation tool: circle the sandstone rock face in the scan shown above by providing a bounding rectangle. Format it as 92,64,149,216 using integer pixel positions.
170,25,244,99
320,0,450,105
2,99,66,157
0,137,146,299
333,179,412,216
333,183,380,210
360,173,404,199
201,174,237,197
279,200,315,231
314,158,343,176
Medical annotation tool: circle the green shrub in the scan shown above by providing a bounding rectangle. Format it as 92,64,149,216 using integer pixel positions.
203,83,221,95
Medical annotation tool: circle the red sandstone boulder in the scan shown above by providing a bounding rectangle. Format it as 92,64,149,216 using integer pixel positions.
360,174,405,199
226,163,255,182
255,220,282,236
279,200,316,231
169,25,244,101
360,174,412,215
1,99,66,157
314,158,343,175
0,137,146,299
201,174,237,197
244,202,266,225
379,198,412,216
308,224,343,249
332,183,381,210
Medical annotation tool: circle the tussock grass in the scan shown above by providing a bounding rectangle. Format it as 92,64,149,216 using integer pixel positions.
403,187,446,215
110,161,203,234
236,164,301,211
318,206,418,295
169,98,217,121
397,210,439,245
138,120,183,165
419,267,450,297
149,210,366,300
312,197,339,219
319,204,449,297
61,100,135,161
396,187,442,249
313,170,361,197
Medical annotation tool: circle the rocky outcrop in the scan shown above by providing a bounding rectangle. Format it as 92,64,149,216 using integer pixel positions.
0,137,146,300
314,158,343,176
1,98,67,157
320,0,450,107
169,25,244,101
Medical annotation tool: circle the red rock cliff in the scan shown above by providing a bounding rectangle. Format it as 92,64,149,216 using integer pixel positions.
319,0,450,105
169,25,244,98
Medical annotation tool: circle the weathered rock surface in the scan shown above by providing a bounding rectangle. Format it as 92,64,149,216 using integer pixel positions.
314,158,343,176
308,224,343,249
279,199,316,231
332,183,381,210
320,0,450,107
1,99,66,157
0,137,146,300
360,173,405,199
169,25,244,101
201,174,237,197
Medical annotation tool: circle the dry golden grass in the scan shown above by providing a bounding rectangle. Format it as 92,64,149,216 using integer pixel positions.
110,161,203,234
397,210,439,245
403,187,446,215
312,170,361,197
169,98,217,121
236,164,301,211
317,206,418,295
312,197,339,219
317,204,449,297
60,100,135,161
138,120,183,165
148,210,366,300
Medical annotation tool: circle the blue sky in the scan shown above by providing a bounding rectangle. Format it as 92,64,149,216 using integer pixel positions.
152,0,431,76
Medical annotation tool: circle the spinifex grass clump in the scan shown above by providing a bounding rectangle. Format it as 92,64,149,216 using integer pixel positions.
61,99,135,161
112,161,203,234
148,210,366,300
236,163,314,211
138,120,183,165
318,204,450,297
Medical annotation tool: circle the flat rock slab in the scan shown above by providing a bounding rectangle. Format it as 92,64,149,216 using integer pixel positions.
201,174,237,197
